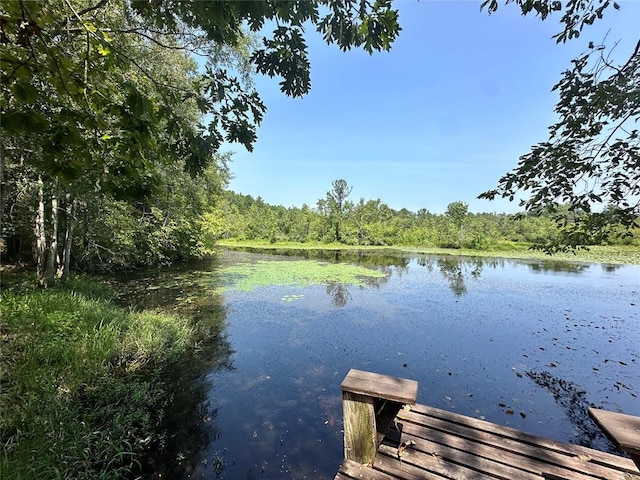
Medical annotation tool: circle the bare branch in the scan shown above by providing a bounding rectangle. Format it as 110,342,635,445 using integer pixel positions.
616,39,640,77
120,28,210,57
77,0,110,18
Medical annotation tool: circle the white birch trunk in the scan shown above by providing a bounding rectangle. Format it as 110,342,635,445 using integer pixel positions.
45,182,58,284
35,176,47,285
58,196,77,280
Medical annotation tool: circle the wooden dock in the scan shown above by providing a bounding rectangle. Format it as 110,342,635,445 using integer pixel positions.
334,370,640,480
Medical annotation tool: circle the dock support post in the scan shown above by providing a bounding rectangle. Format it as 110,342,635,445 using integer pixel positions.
342,391,377,464
340,369,418,465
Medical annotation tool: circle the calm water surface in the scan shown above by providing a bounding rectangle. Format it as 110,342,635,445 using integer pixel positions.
118,249,640,479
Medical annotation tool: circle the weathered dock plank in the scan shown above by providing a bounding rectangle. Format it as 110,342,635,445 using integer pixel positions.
336,403,640,480
401,405,635,480
589,407,640,468
410,403,637,471
341,369,418,464
337,458,400,480
403,409,625,480
334,370,640,480
341,369,419,405
378,429,544,480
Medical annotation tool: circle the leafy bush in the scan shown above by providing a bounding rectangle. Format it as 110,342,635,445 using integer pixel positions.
466,233,489,250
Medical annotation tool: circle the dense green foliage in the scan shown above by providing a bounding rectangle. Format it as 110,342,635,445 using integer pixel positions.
0,276,195,479
0,0,403,283
205,185,639,251
0,0,245,279
5,157,230,271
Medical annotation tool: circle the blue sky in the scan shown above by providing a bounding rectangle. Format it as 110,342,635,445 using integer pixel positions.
225,0,640,214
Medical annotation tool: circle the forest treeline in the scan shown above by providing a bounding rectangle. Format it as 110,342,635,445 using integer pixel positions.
211,183,638,250
4,172,637,275
2,1,637,280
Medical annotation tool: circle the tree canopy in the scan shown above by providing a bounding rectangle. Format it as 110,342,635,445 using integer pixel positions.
325,179,353,242
478,0,639,251
1,0,401,178
0,0,401,282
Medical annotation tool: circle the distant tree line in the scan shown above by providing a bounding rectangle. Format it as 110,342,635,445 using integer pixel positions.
4,173,636,275
211,180,638,250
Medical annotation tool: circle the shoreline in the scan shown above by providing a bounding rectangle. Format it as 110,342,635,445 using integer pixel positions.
216,241,640,266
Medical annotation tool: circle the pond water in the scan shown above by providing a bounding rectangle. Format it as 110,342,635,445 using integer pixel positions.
116,249,640,479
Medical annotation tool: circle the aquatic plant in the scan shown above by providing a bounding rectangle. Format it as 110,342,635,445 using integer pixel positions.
219,260,387,291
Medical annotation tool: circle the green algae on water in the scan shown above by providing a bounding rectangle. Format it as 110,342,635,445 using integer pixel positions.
220,260,386,291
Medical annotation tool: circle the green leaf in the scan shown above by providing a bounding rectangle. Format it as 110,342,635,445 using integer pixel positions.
2,110,49,133
12,81,39,104
97,44,111,56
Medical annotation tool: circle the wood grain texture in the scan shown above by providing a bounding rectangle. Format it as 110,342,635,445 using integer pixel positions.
340,369,418,405
589,408,640,456
342,391,377,464
589,407,640,469
336,401,640,480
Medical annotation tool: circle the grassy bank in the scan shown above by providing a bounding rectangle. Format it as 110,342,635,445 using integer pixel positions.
216,240,640,265
0,275,194,480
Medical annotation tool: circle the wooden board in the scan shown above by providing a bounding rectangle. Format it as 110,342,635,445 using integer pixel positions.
589,408,640,457
340,369,418,405
336,459,401,480
335,402,640,480
409,403,638,472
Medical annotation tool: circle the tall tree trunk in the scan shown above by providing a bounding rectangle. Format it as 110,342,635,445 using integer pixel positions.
45,181,59,284
35,176,47,286
58,195,77,280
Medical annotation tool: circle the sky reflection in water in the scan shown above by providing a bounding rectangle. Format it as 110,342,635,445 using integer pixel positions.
122,250,639,479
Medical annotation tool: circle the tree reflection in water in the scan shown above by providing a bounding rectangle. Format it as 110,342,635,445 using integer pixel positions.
527,260,590,275
146,343,234,478
229,246,410,271
113,261,235,479
412,254,595,296
601,263,623,273
416,255,483,297
326,282,351,307
139,332,234,478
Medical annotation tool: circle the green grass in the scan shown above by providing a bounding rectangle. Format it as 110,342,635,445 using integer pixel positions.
217,239,640,265
0,276,194,480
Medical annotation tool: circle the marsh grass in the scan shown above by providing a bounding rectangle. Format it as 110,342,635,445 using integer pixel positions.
0,276,193,480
